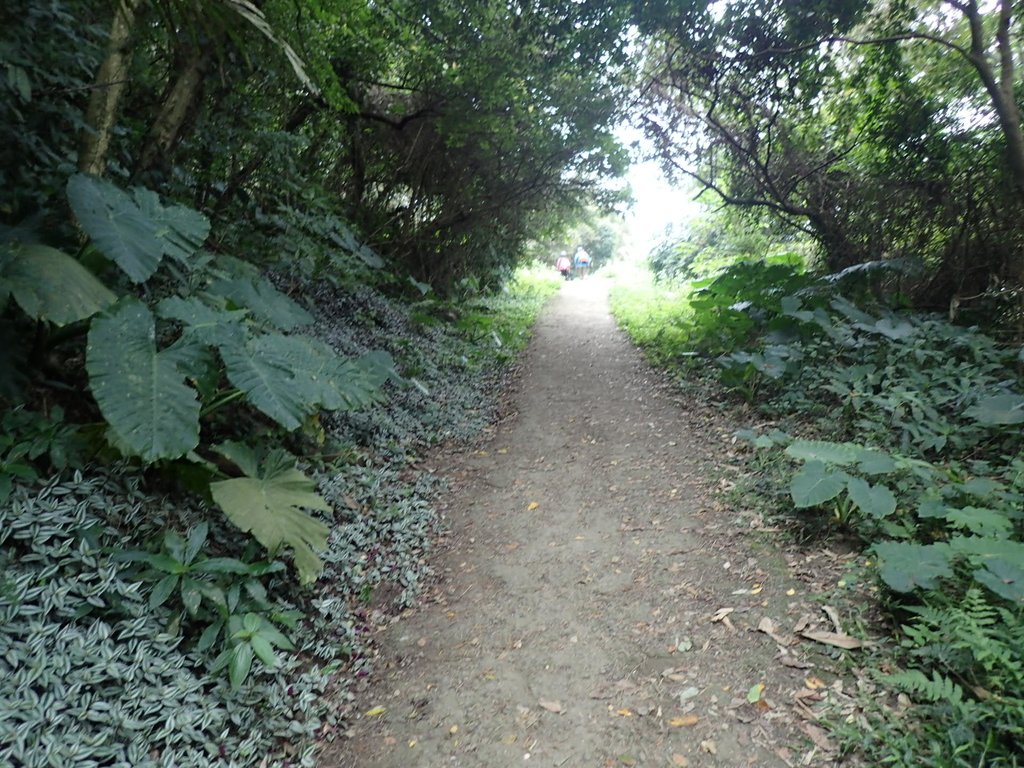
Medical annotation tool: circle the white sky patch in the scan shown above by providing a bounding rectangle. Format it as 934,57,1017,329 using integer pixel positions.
615,124,701,262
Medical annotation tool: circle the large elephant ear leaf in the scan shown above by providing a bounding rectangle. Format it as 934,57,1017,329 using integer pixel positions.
219,333,316,430
86,299,200,461
132,188,210,264
965,393,1024,426
1,243,115,325
219,333,392,427
789,461,849,508
209,445,332,584
211,276,312,330
873,541,954,592
67,174,165,283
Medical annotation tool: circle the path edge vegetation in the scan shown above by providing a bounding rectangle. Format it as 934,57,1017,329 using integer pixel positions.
609,262,1024,766
1,1,616,765
1,255,561,767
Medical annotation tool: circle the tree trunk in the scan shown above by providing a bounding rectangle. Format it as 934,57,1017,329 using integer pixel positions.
961,0,1024,198
135,44,213,177
79,0,141,176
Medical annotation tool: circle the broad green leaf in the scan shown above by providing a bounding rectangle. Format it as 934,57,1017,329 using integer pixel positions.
856,450,898,475
944,507,1013,538
211,276,312,330
830,296,875,325
874,541,953,592
150,574,179,609
157,295,248,347
67,174,164,283
219,334,316,430
256,620,294,650
229,643,254,690
249,634,279,668
197,621,223,653
192,557,252,575
786,440,861,466
132,188,210,264
790,461,849,508
209,446,331,584
958,477,1004,499
163,336,220,400
220,334,387,428
180,577,202,615
212,439,260,477
949,536,1024,562
871,317,916,340
86,300,200,461
184,522,208,564
846,477,897,518
916,498,951,519
965,393,1024,426
1,243,116,325
973,558,1024,603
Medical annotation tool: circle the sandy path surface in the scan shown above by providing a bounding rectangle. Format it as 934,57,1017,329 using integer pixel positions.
332,279,827,768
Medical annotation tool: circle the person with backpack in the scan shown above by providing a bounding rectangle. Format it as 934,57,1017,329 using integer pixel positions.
555,251,572,280
573,246,592,278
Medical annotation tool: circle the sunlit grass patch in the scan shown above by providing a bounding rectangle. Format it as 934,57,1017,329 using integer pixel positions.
607,264,694,366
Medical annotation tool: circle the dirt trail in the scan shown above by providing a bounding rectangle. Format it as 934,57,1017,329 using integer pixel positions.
335,279,829,767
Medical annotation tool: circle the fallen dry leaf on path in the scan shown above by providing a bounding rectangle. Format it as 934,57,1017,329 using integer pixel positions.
363,706,386,717
671,754,689,766
793,614,815,634
800,722,835,751
527,501,540,511
539,700,564,714
800,630,864,649
756,616,794,646
708,606,733,626
778,654,814,669
822,605,844,634
669,714,700,727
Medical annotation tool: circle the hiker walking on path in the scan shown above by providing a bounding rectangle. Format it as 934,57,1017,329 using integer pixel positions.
555,251,572,280
573,246,592,278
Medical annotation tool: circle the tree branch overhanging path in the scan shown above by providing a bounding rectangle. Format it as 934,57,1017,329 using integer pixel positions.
335,281,839,767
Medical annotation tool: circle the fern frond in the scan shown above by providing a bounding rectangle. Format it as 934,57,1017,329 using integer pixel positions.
884,669,964,705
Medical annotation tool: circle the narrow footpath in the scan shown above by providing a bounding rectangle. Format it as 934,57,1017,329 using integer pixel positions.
335,279,841,767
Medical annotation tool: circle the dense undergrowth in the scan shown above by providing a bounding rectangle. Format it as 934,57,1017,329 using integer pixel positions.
610,261,1024,766
0,264,560,767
